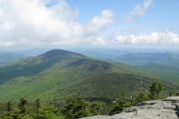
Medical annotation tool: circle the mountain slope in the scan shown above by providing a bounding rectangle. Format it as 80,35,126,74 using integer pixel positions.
0,49,111,83
117,53,179,84
71,49,179,84
0,49,176,101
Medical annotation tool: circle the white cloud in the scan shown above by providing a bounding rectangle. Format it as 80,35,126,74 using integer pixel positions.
87,10,114,32
132,0,152,17
115,30,179,45
126,0,153,22
0,0,178,48
0,0,114,48
92,37,106,45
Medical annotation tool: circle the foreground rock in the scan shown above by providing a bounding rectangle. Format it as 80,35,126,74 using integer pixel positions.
81,96,179,119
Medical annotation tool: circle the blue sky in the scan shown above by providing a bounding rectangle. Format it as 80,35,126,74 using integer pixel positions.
67,0,179,33
0,0,178,48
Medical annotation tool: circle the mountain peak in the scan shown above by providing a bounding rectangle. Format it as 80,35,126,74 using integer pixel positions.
41,49,85,58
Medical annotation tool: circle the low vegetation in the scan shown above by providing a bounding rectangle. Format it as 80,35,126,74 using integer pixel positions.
0,82,174,119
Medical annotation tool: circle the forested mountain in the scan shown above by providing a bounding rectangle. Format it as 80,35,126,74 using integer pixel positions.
0,49,175,101
72,48,179,85
117,53,179,84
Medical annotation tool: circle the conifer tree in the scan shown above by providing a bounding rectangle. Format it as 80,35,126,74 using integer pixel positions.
7,101,13,112
35,98,41,113
150,82,163,99
18,97,28,114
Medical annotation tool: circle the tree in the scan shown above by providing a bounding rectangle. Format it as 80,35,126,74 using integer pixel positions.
7,101,13,112
62,96,91,119
35,105,61,119
89,102,104,115
149,82,163,99
35,98,41,113
136,91,150,103
18,97,28,114
109,98,133,115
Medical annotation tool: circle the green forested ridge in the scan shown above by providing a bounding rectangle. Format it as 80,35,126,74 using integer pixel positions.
75,49,179,85
0,49,177,102
0,81,173,119
117,53,179,84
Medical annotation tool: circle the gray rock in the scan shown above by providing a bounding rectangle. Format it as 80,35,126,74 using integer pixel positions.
80,97,179,119
80,115,111,119
137,100,161,106
165,96,179,103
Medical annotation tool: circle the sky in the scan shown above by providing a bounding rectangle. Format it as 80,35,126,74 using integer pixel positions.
0,0,179,49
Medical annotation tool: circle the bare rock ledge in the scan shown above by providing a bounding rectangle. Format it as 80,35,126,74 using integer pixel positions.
80,96,179,119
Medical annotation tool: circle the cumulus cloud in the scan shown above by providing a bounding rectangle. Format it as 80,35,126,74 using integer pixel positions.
115,30,179,45
0,0,178,48
0,0,114,48
126,0,153,22
87,10,114,33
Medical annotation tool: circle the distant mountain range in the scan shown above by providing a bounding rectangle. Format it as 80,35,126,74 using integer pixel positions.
0,52,27,67
71,48,179,85
118,53,179,66
117,53,179,84
0,48,50,67
0,49,175,101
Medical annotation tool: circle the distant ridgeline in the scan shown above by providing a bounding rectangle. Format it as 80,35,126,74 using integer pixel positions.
0,49,177,102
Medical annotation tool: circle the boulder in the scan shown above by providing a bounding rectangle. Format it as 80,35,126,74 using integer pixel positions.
165,96,179,103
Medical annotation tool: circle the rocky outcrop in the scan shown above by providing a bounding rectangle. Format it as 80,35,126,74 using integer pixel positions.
81,96,179,119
